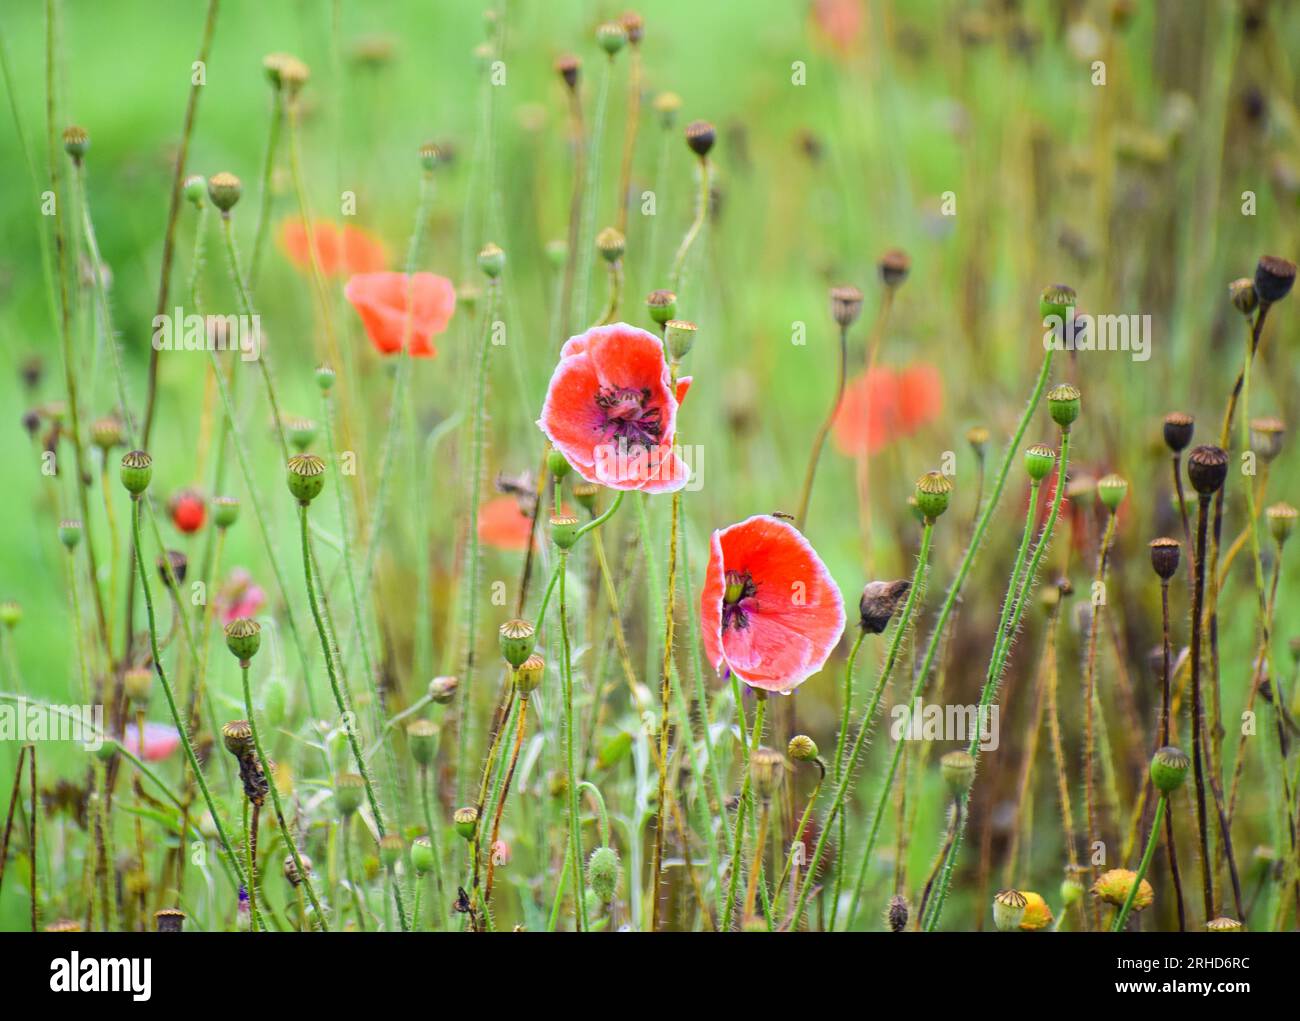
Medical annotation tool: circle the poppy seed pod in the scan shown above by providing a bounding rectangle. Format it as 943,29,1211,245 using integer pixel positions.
1150,745,1190,794
286,453,327,504
1162,411,1194,453
379,834,404,870
1228,277,1258,317
878,249,911,288
1024,443,1056,482
224,618,262,663
1046,383,1081,431
410,836,436,875
1148,537,1181,581
621,11,644,45
62,125,89,161
514,653,545,696
406,719,438,766
966,426,989,457
1249,416,1284,463
685,119,716,158
596,226,625,264
499,619,536,668
221,720,255,757
212,495,240,529
182,174,207,207
587,845,621,902
286,417,319,452
829,285,864,328
334,773,365,816
573,481,600,512
596,21,627,55
157,550,188,587
914,471,953,521
1039,283,1077,324
58,519,82,550
858,579,911,634
1186,444,1228,495
154,908,185,933
665,320,698,361
477,242,506,278
992,889,1028,932
749,746,787,800
555,54,580,91
418,141,441,172
1097,473,1128,512
940,749,976,798
1206,916,1244,932
787,734,819,762
428,674,458,705
547,447,573,480
1254,254,1296,304
123,665,153,705
549,514,581,550
1267,502,1296,545
120,450,153,496
544,239,568,269
646,289,677,325
207,172,242,214
453,806,479,841
887,895,909,932
653,91,682,128
315,364,336,391
90,415,124,452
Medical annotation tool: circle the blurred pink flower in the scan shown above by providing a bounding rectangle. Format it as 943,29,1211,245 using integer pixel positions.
218,568,267,624
123,722,181,762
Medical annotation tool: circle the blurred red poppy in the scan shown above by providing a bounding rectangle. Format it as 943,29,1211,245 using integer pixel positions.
832,363,943,456
478,496,534,551
279,219,388,277
344,272,456,357
169,489,206,534
700,514,845,694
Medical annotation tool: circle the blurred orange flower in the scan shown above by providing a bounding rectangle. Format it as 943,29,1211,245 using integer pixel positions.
279,218,389,277
832,363,943,456
344,271,456,357
478,496,534,551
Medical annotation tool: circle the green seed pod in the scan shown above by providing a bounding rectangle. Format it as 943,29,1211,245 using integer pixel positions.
1046,383,1081,431
120,450,154,496
224,618,262,663
549,514,581,550
992,889,1028,932
428,675,458,705
334,773,365,817
418,141,441,172
646,289,677,326
573,481,600,513
596,21,628,55
477,242,506,278
0,601,21,629
379,834,404,870
1039,283,1077,324
94,738,118,762
914,471,953,521
315,364,336,391
498,619,536,668
123,666,153,705
207,172,242,213
411,836,436,875
406,719,438,766
787,734,818,762
586,845,621,902
514,654,545,696
749,746,787,800
212,495,240,529
286,417,319,452
58,518,82,550
546,447,572,480
453,806,479,841
62,125,90,160
1060,874,1084,907
1097,473,1128,513
545,238,569,268
1024,443,1056,483
940,749,976,798
1150,745,1190,794
182,174,207,207
286,453,327,504
664,319,698,361
1266,502,1296,545
596,226,625,264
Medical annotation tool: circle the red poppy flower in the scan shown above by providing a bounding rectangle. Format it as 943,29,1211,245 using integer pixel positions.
478,496,534,552
832,363,943,456
538,323,690,493
344,272,456,358
169,489,206,534
811,0,865,58
700,515,845,694
279,219,388,277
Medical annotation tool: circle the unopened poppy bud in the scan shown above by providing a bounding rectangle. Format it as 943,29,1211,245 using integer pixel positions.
914,471,953,521
124,666,153,704
1162,411,1194,453
940,750,976,798
646,289,677,325
829,285,864,328
787,734,818,762
379,834,404,869
1254,254,1296,304
1206,916,1244,932
182,175,207,207
1150,745,1190,794
207,172,242,214
286,453,327,504
1249,416,1284,462
1092,868,1152,911
878,249,911,288
154,908,185,933
283,853,312,887
286,417,319,452
665,320,697,361
62,125,89,161
859,579,910,634
120,450,153,496
499,619,536,668
224,618,262,663
222,720,255,757
992,889,1028,932
587,845,621,901
555,54,580,91
1024,443,1056,482
213,495,240,529
1228,277,1258,316
887,894,909,932
58,519,82,550
334,773,365,816
685,119,716,158
550,513,581,550
1039,283,1077,324
1148,537,1181,581
514,653,545,696
596,21,627,55
1267,502,1296,545
596,227,625,263
406,719,438,765
418,141,441,172
547,447,572,480
428,675,458,704
411,836,436,875
1046,383,1081,431
653,91,681,128
1186,444,1228,495
453,806,479,841
477,242,505,278
1018,891,1053,931
573,481,600,512
749,746,786,800
315,364,336,391
1097,473,1127,512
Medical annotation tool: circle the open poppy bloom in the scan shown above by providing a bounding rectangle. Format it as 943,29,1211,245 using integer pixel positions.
700,515,845,693
478,495,534,552
279,218,388,277
344,272,456,357
122,722,182,763
216,568,267,624
832,362,943,456
538,323,690,493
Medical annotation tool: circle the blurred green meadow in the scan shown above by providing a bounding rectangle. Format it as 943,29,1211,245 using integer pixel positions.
1,0,1298,932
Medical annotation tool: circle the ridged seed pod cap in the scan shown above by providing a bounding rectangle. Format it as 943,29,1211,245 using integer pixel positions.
124,666,153,704
453,806,480,841
550,514,581,549
914,471,953,521
878,249,911,288
1097,472,1128,512
1186,444,1228,495
478,242,506,278
1228,277,1258,316
58,518,82,550
315,364,336,391
1267,502,1297,544
596,226,625,263
787,734,818,762
1024,443,1056,482
966,426,990,456
287,453,327,503
992,889,1028,932
90,415,124,451
224,618,262,662
212,495,240,529
499,618,536,668
685,119,716,158
1254,254,1296,304
749,746,787,800
621,11,644,45
334,773,365,816
1249,416,1284,463
1206,916,1244,932
646,289,677,325
665,320,697,361
1150,745,1190,793
514,653,545,695
406,719,438,765
221,720,255,757
120,450,153,496
62,125,89,160
286,417,318,452
1039,283,1077,323
1148,537,1181,581
573,481,600,512
829,285,864,328
940,749,976,797
154,908,185,933
653,91,682,128
596,21,628,55
1046,383,1081,430
411,836,436,874
418,141,441,172
207,172,242,213
379,833,405,869
1162,411,1194,453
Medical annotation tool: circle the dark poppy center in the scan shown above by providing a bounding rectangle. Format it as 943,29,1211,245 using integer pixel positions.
722,569,757,631
595,386,662,451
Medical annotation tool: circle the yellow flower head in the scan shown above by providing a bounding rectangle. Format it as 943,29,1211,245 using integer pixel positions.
1092,868,1153,911
1018,890,1054,931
